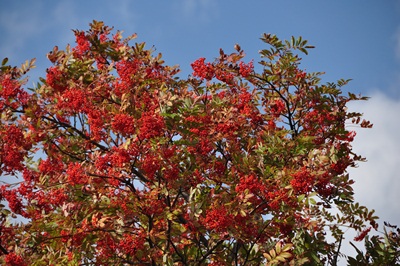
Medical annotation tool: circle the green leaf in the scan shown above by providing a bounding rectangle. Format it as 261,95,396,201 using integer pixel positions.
1,57,8,66
298,194,306,202
309,197,317,205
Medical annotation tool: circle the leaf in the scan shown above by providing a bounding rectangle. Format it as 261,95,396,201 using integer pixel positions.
298,194,306,202
309,197,317,205
263,252,272,261
275,242,282,254
280,252,292,259
282,243,293,252
275,255,286,262
269,248,276,258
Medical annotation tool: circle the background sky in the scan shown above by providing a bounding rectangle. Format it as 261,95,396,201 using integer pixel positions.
1,0,399,263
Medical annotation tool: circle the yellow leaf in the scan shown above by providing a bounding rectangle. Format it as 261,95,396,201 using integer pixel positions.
280,252,292,259
263,252,272,261
282,243,293,252
276,256,286,262
275,242,282,254
269,248,276,258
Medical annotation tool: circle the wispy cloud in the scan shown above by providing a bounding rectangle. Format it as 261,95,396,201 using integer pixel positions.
107,0,138,27
175,0,218,23
48,1,139,43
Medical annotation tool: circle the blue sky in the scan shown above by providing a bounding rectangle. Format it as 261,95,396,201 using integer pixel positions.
1,0,400,262
1,0,399,96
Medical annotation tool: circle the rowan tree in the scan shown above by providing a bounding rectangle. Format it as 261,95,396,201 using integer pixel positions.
0,20,394,265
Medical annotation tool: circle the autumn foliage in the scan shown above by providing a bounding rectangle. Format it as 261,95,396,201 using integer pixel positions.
0,21,390,265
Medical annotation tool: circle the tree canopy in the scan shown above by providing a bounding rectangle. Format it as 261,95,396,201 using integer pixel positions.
0,21,399,265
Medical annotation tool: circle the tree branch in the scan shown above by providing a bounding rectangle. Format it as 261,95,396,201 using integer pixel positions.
41,115,109,151
0,244,9,255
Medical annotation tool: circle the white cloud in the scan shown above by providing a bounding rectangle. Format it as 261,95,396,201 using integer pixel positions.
175,0,218,22
108,0,138,27
336,92,400,264
48,1,139,46
348,92,400,225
